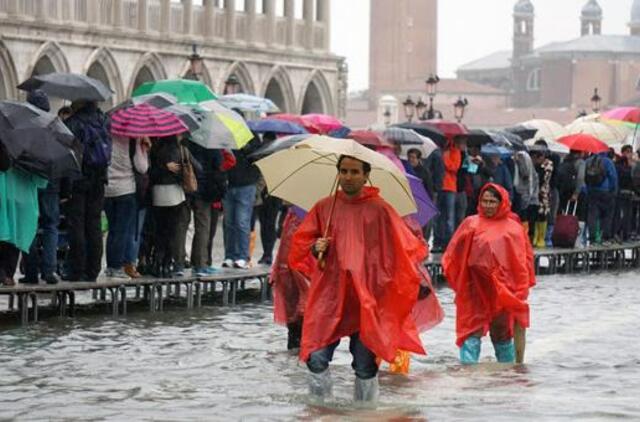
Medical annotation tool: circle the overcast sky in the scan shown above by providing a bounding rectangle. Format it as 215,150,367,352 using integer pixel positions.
331,0,635,91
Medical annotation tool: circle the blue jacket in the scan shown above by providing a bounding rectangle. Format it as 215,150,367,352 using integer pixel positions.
586,153,618,193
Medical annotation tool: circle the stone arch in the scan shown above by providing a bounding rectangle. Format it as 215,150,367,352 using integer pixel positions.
0,40,19,100
218,61,255,95
27,41,70,79
83,47,124,105
299,70,334,115
178,59,213,90
261,65,295,113
128,52,168,95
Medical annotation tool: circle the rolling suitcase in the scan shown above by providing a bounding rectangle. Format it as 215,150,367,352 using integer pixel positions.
552,201,579,248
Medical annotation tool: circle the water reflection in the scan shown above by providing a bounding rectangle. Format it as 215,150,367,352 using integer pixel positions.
1,272,640,420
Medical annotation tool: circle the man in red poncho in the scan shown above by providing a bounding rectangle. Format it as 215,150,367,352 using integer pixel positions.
289,155,427,402
442,183,535,364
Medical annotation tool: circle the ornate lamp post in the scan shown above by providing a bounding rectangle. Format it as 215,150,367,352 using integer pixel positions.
187,44,203,80
453,97,469,123
425,74,440,119
415,98,427,121
224,74,241,95
590,88,602,113
403,96,416,123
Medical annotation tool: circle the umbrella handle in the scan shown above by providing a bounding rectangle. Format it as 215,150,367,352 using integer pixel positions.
317,252,326,270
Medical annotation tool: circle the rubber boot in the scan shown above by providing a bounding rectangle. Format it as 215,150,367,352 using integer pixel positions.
535,222,548,248
460,336,481,364
493,340,515,363
308,369,332,399
354,375,379,402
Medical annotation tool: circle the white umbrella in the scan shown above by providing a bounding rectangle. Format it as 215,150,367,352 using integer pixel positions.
565,120,630,145
520,119,568,141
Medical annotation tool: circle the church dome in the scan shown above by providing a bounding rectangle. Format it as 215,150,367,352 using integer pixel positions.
514,0,534,16
581,0,602,18
632,0,640,23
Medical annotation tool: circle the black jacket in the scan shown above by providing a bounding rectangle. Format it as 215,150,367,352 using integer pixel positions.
227,136,261,188
149,137,201,186
187,141,225,201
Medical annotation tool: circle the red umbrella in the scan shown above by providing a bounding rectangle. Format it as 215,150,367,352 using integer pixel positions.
269,113,321,134
557,133,609,154
421,119,468,138
348,130,392,148
302,113,345,134
111,103,188,138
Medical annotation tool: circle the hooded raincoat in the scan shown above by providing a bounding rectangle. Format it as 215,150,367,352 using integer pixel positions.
442,183,535,347
289,186,427,362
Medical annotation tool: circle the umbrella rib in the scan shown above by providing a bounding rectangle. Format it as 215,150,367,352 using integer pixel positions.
268,150,338,194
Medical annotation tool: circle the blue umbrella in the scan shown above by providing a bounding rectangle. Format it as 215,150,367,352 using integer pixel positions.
219,94,280,113
248,119,308,135
481,144,513,156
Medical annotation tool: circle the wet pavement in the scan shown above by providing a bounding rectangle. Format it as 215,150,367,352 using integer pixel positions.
1,271,639,421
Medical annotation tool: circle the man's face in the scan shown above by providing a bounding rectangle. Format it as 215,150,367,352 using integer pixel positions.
623,149,633,160
338,157,369,197
479,190,501,218
407,152,420,168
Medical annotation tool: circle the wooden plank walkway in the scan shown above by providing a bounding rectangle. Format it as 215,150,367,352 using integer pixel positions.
2,242,640,326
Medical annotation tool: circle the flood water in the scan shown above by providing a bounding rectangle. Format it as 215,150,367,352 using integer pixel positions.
1,271,639,421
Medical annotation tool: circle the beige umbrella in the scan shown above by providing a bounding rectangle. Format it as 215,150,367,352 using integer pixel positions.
520,119,569,141
571,113,600,124
565,120,630,145
254,135,417,216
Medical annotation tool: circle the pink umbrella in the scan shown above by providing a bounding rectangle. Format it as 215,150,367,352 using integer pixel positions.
111,103,188,138
301,113,345,134
601,107,640,124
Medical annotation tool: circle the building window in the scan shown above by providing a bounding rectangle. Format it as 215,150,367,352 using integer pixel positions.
527,68,541,92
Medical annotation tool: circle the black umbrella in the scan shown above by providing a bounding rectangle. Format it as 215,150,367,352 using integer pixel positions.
109,93,205,132
0,101,80,179
504,125,538,141
392,122,447,147
249,134,312,159
466,129,528,151
18,72,113,102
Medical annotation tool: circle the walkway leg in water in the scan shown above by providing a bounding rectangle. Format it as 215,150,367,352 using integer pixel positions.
354,375,379,402
460,336,481,364
514,323,526,364
308,369,332,399
493,339,515,363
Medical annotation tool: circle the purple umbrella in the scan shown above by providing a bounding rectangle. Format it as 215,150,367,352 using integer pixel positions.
407,174,439,226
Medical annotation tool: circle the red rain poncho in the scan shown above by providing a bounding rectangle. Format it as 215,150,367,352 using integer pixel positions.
442,183,535,347
289,186,428,362
271,210,311,325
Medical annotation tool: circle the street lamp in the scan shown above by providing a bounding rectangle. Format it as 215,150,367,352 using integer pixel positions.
415,98,427,121
425,74,440,119
383,107,392,127
590,88,602,113
188,44,203,80
403,96,416,122
453,97,469,123
224,74,241,95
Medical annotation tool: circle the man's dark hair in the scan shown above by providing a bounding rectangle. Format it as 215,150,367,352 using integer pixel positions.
483,185,503,202
407,148,422,159
622,144,632,153
337,155,371,174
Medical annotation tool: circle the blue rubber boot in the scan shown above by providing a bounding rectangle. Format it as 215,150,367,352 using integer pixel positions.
493,340,515,363
460,336,481,364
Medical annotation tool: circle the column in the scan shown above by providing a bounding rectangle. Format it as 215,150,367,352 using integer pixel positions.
317,0,330,51
86,0,98,24
7,0,18,16
160,0,171,34
112,0,122,27
264,0,275,46
245,0,256,44
203,0,216,39
182,0,193,35
303,0,314,50
138,0,148,32
284,0,294,46
225,0,236,42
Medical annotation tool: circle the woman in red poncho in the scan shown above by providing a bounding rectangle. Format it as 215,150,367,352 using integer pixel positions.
442,183,535,364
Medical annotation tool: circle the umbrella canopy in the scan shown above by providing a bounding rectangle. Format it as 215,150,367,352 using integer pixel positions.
110,93,204,132
565,120,629,145
380,127,428,145
422,119,468,138
18,72,113,102
192,100,254,149
301,114,345,134
557,133,609,154
249,134,312,159
132,79,217,104
269,113,321,134
255,136,417,216
601,107,640,124
468,129,527,151
504,125,538,141
393,122,447,147
0,101,79,179
520,119,568,141
407,174,438,226
218,94,280,113
111,103,189,138
572,113,601,124
247,119,308,135
347,130,392,148
481,144,513,156
525,138,570,155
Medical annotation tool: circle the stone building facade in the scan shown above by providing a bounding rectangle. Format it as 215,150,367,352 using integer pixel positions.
0,0,346,117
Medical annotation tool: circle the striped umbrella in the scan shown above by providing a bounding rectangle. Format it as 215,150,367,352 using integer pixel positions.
111,103,188,138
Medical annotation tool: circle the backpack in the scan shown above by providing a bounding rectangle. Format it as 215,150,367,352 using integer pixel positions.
556,160,578,196
585,156,606,186
631,161,640,193
77,116,112,169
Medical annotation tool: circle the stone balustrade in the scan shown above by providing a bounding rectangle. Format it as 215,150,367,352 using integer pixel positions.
0,0,330,51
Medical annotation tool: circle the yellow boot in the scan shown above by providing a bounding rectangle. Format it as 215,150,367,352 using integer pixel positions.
535,222,548,248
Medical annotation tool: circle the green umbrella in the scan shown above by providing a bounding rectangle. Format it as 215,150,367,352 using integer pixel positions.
132,79,217,104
